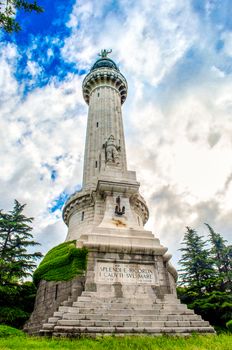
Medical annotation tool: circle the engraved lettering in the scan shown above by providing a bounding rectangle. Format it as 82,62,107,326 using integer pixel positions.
96,262,156,284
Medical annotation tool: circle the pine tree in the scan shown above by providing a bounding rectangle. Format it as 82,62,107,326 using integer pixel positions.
205,223,232,292
178,225,232,328
178,226,215,295
0,200,42,285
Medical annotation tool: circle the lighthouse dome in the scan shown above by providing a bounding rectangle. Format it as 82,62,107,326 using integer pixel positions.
90,57,119,71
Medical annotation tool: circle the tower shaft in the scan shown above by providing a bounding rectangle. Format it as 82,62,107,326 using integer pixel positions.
82,74,127,190
63,58,150,244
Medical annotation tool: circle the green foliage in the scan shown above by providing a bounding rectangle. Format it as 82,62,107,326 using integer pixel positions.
178,227,216,294
33,241,88,285
0,0,43,33
0,306,29,328
226,320,232,332
0,281,37,328
205,223,232,292
0,325,25,338
0,200,42,284
0,334,231,350
178,225,232,329
0,200,42,285
0,200,41,328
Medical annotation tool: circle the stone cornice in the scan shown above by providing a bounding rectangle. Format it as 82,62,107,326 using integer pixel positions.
82,67,127,105
62,191,94,226
130,193,149,225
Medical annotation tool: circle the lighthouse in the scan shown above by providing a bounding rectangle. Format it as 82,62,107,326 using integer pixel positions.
26,51,215,336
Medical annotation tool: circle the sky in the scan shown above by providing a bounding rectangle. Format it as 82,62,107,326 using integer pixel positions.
0,0,232,267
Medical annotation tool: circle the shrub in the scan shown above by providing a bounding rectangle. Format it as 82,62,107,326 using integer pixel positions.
33,241,88,285
0,325,25,337
0,307,29,328
226,320,232,332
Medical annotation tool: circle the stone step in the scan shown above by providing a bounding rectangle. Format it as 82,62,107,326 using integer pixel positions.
64,307,192,316
53,311,65,317
72,302,163,310
47,317,60,323
57,319,210,328
61,312,202,322
74,300,183,307
53,325,215,335
42,323,56,330
78,296,93,302
58,306,70,312
61,301,73,306
76,297,163,304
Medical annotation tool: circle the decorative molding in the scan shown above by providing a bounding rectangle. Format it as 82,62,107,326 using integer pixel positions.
62,191,94,225
82,67,127,105
130,193,149,225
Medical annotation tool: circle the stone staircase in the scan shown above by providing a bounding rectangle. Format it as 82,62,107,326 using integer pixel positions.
40,291,215,337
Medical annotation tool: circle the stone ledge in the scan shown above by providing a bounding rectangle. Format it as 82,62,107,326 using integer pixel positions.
83,242,168,255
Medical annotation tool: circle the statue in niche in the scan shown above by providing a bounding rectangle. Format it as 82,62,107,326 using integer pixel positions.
103,135,120,165
115,196,125,216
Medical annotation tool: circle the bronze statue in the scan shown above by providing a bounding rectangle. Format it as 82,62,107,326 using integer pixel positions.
98,49,112,58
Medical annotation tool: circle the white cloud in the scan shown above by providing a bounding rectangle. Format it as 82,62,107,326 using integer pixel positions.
62,0,199,85
0,44,87,251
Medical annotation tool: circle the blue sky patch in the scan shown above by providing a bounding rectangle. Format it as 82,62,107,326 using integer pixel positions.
49,191,69,213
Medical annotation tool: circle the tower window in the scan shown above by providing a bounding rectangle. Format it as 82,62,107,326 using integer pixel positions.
95,161,98,168
137,216,140,225
55,284,58,300
96,122,99,127
81,211,84,221
98,92,100,97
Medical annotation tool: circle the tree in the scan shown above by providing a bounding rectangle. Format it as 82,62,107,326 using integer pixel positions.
0,200,42,327
178,226,215,295
205,223,232,292
178,225,232,329
0,0,43,33
0,200,42,285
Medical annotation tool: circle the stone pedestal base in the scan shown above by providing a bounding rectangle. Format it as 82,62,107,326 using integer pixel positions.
38,245,215,337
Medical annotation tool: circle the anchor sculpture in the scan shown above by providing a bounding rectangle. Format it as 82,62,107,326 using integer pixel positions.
115,196,125,216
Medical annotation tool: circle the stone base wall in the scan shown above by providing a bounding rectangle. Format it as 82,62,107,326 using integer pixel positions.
85,246,175,299
37,245,214,336
24,276,85,335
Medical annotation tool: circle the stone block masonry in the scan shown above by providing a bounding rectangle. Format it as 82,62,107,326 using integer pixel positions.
39,246,215,337
24,276,85,335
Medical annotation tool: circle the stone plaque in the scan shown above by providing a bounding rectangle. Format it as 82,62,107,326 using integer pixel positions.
95,262,156,284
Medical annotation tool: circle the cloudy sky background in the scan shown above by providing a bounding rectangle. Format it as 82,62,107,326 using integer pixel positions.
0,0,232,266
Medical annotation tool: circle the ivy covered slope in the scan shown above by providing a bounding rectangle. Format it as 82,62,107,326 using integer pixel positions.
33,241,88,285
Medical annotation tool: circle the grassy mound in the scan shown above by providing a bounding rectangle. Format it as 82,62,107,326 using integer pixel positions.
33,241,88,285
0,325,25,338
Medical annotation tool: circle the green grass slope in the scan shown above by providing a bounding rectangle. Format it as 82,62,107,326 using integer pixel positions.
33,241,88,285
0,334,231,350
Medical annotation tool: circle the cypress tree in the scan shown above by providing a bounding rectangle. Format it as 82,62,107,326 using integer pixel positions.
205,223,232,292
178,226,215,295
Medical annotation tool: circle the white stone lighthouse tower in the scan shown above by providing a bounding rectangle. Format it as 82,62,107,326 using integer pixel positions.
63,49,158,252
27,51,214,336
